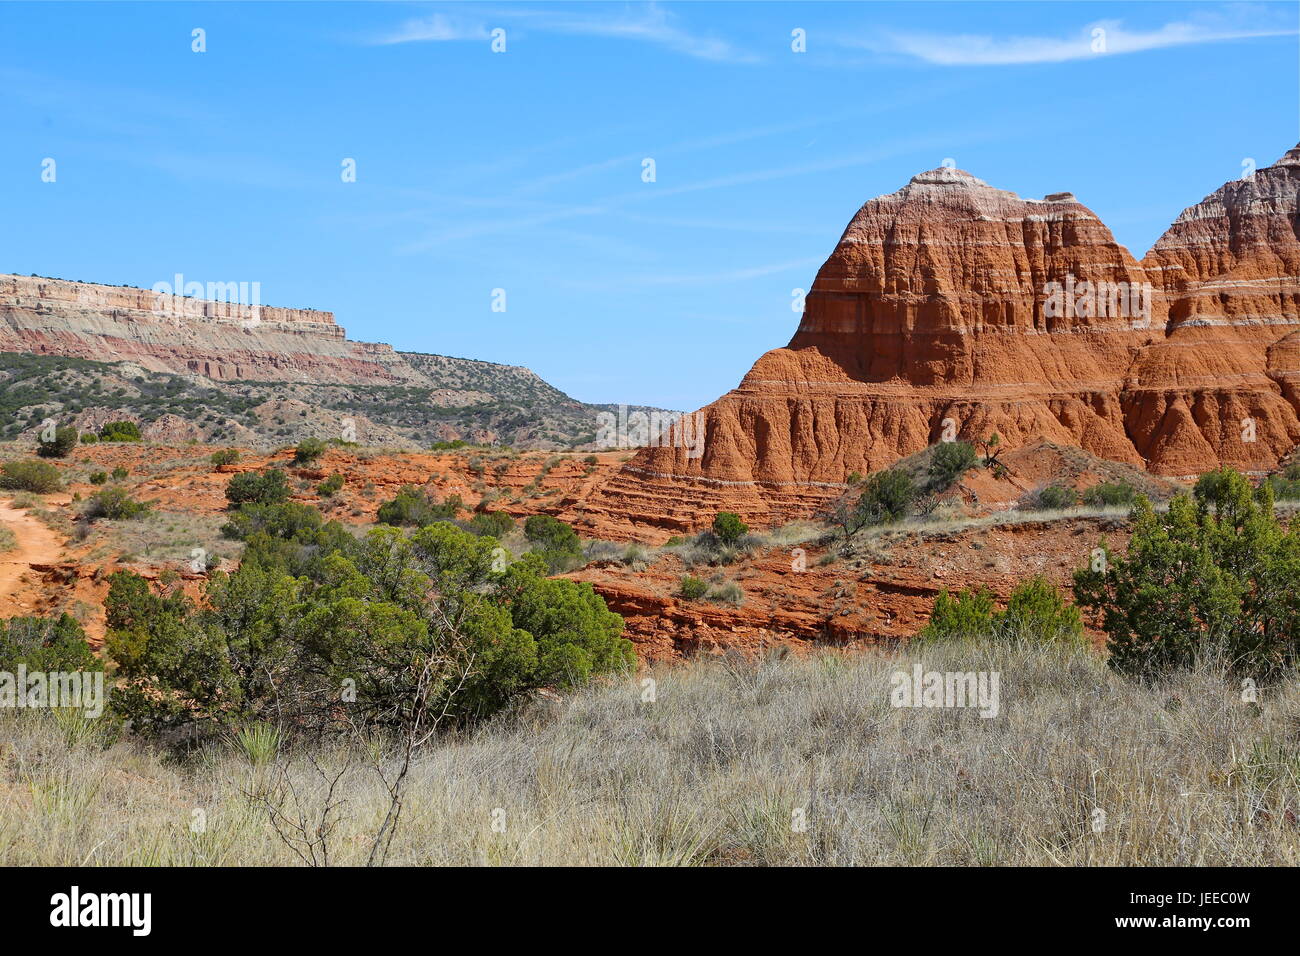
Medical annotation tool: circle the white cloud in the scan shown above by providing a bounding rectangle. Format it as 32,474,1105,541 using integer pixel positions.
857,13,1297,66
371,3,754,63
373,13,487,44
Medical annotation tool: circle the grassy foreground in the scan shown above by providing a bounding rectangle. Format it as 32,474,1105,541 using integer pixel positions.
2,640,1298,866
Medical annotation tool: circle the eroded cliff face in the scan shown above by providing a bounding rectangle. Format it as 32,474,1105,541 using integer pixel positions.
0,274,419,384
570,146,1300,535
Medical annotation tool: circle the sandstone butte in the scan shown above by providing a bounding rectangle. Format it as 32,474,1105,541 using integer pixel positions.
566,144,1300,538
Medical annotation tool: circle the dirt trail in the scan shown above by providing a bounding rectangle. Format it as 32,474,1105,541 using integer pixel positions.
0,499,64,615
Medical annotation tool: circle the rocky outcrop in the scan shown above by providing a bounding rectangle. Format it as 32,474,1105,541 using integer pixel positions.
571,146,1300,534
0,274,422,385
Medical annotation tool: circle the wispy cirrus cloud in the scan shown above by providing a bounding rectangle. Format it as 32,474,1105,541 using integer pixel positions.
852,10,1298,66
371,3,755,63
374,13,487,44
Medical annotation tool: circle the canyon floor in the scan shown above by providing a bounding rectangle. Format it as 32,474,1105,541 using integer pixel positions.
0,437,1194,659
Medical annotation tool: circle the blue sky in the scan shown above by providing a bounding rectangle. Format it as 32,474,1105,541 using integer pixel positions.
0,2,1296,410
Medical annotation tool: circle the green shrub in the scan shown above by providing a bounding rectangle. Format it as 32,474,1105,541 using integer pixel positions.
316,473,344,497
920,577,1082,643
225,469,290,507
997,577,1084,642
1023,484,1078,511
1074,472,1300,678
468,510,514,538
210,449,240,467
376,485,461,527
1262,471,1300,500
523,514,584,573
37,425,78,458
80,432,99,444
0,459,62,493
98,421,142,442
707,580,744,605
293,437,326,464
928,440,977,490
110,465,128,481
85,485,150,520
1081,481,1137,507
88,471,108,485
679,575,708,600
104,523,632,738
712,512,748,545
855,469,917,526
0,613,101,673
919,587,996,640
222,501,324,542
430,439,468,451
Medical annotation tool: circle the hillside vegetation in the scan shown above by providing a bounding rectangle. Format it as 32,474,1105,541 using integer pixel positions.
0,351,672,451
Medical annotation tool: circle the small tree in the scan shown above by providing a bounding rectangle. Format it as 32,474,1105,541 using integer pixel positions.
928,440,977,491
856,469,917,525
226,469,291,507
468,510,514,538
977,433,1002,468
376,485,461,527
522,514,584,573
210,449,240,468
712,512,748,545
37,425,78,458
0,614,101,672
1073,472,1300,679
997,576,1083,642
919,587,996,640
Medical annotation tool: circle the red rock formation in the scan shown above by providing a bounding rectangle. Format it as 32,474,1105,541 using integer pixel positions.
572,146,1300,536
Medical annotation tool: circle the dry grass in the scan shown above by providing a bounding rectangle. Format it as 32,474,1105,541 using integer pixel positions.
82,509,235,568
1,640,1297,866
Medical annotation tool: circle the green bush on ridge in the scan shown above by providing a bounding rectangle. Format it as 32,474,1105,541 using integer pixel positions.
1074,469,1300,679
